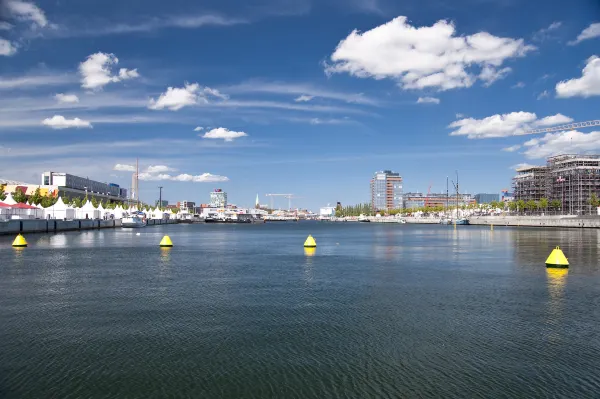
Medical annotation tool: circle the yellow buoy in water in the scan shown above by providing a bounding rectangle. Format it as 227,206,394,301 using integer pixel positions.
545,246,569,268
12,234,27,248
159,235,173,247
304,235,316,248
304,247,316,257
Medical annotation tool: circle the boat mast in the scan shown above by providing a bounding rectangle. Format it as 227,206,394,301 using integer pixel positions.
446,176,449,216
136,158,139,210
455,170,459,218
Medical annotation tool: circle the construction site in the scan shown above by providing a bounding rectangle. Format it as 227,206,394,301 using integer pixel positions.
513,154,600,215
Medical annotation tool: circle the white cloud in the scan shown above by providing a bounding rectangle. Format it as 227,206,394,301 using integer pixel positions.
113,164,136,172
533,21,562,42
568,23,600,45
0,22,12,30
0,72,75,89
416,96,440,104
146,165,176,173
41,115,92,129
511,163,537,170
138,172,229,182
149,83,226,111
4,0,48,28
448,112,573,138
193,126,204,131
202,127,248,141
0,38,16,56
79,52,139,90
534,113,573,126
54,93,79,104
479,66,512,86
556,56,600,98
295,95,314,102
325,16,535,91
537,90,550,100
512,82,525,88
503,145,521,152
455,113,465,118
523,130,600,159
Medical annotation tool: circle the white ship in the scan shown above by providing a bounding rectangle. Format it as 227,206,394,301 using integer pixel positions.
122,214,146,228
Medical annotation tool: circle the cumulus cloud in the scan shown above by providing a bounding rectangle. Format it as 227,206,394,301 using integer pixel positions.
138,172,229,182
193,126,204,131
3,0,48,28
523,130,600,159
568,23,600,45
148,83,227,111
113,164,136,172
0,37,16,56
325,16,535,91
202,127,248,141
448,112,573,138
54,93,79,103
41,115,92,129
295,95,314,102
502,145,521,152
556,56,600,98
79,52,139,90
146,165,176,173
416,96,440,104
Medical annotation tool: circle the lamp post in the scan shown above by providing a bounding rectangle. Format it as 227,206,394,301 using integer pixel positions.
158,186,163,208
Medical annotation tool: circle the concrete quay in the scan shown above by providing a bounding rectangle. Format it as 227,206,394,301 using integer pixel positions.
0,218,178,236
468,215,600,229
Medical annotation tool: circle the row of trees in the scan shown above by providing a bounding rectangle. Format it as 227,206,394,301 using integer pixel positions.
335,203,374,217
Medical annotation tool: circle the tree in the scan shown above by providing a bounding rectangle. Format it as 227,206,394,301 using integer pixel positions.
526,200,537,213
91,197,99,207
0,185,6,201
588,193,600,208
40,195,57,208
550,199,561,213
539,198,548,213
28,188,44,205
12,189,27,203
508,201,517,213
171,208,180,214
516,199,525,214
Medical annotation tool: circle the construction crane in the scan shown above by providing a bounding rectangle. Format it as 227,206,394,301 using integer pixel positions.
265,193,297,210
520,120,600,135
424,183,433,207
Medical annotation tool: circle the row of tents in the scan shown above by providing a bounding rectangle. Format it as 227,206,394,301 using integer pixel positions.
0,194,173,221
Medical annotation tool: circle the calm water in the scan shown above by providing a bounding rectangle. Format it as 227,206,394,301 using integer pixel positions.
1,223,600,398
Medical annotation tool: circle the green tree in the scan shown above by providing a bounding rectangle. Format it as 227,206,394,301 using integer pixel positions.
526,200,537,213
539,198,548,213
588,193,599,208
91,197,99,207
516,199,525,214
0,185,5,201
550,199,561,213
171,208,180,214
28,188,44,205
12,189,27,203
508,201,517,213
72,197,83,208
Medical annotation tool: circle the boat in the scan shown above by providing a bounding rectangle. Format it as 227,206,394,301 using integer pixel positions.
439,218,452,225
122,213,146,228
455,218,470,225
358,214,370,222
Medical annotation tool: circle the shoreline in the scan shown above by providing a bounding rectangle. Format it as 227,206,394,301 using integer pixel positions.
0,218,178,236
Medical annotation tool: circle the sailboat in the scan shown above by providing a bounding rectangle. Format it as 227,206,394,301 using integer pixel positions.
122,159,146,228
453,171,469,225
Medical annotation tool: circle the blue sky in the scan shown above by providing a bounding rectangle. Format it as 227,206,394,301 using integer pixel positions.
1,0,600,209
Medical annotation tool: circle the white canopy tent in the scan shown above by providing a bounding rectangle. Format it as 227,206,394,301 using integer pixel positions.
76,200,100,219
44,197,76,220
3,193,17,205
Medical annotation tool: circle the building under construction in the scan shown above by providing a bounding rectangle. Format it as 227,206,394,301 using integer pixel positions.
513,154,600,215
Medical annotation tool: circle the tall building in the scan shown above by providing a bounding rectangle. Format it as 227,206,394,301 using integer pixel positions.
370,170,403,212
210,189,227,208
512,154,600,215
176,201,196,211
403,193,474,209
474,193,500,204
131,171,138,202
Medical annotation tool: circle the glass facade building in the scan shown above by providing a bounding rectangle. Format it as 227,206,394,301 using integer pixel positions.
370,170,403,212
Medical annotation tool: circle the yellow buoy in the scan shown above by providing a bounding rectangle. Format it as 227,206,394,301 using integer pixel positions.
12,234,28,248
304,247,316,257
545,246,569,268
159,235,173,247
303,234,316,248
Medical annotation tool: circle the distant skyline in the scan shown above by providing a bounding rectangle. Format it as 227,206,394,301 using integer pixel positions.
1,0,600,209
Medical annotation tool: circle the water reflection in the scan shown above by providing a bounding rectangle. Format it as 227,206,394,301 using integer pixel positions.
545,267,568,342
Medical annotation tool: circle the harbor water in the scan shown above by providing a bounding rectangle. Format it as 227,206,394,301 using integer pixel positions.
1,223,600,398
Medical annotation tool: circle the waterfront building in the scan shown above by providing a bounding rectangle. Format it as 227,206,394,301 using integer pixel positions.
36,172,127,201
370,170,403,212
210,189,227,208
319,206,336,218
474,193,500,204
403,193,475,209
155,200,168,208
176,201,196,212
512,154,600,215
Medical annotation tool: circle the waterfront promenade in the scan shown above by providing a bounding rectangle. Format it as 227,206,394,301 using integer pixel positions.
0,218,177,236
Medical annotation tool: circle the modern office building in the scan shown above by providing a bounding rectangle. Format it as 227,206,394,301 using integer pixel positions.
370,170,403,211
403,193,475,209
210,189,227,208
176,201,196,212
474,193,500,204
40,172,127,201
512,154,600,215
155,200,168,208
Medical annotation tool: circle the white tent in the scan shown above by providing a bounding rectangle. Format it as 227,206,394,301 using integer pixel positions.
44,197,76,220
97,203,112,219
3,193,17,205
151,207,166,219
113,205,125,219
76,200,100,219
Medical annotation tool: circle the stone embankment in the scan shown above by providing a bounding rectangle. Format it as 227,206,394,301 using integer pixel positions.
468,215,600,229
0,218,178,236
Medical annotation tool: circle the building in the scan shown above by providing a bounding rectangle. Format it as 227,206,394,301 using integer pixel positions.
176,201,196,212
512,154,600,215
370,170,403,211
320,206,336,218
210,189,227,208
39,172,127,201
403,193,475,209
474,193,500,204
155,200,168,208
131,171,138,201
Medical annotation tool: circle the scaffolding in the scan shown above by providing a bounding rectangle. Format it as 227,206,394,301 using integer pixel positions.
512,154,600,215
547,154,600,215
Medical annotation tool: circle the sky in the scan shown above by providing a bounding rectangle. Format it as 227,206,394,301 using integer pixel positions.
1,0,600,210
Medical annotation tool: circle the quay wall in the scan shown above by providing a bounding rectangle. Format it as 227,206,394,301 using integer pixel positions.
468,216,600,229
0,218,177,236
404,217,439,224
